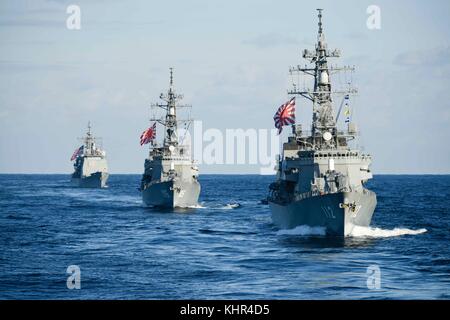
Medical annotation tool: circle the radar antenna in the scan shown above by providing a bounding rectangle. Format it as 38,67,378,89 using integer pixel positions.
288,9,357,147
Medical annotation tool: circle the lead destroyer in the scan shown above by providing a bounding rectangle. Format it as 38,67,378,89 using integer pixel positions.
70,123,109,188
267,10,377,236
140,69,200,208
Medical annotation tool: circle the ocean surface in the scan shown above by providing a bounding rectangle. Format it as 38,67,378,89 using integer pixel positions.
0,174,449,299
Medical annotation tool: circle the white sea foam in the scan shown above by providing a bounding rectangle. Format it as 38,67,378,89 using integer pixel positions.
187,204,207,209
346,226,427,238
277,225,327,236
276,224,427,238
220,203,240,209
187,203,240,210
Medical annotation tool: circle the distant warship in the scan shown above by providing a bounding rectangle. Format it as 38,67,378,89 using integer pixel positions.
139,68,200,208
267,9,376,236
70,122,109,188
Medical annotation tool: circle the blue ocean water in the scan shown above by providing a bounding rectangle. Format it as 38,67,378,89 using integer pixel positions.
0,174,449,299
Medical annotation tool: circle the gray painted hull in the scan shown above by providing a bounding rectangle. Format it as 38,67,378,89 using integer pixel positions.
269,190,376,236
142,179,200,208
71,172,109,188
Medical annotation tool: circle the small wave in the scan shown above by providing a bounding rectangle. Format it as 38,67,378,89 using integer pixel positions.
220,203,241,210
6,214,32,220
97,195,141,204
191,203,241,210
277,225,326,236
347,226,427,238
187,205,206,209
199,228,256,236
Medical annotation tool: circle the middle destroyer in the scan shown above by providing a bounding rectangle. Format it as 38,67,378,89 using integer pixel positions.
267,9,377,236
140,69,201,208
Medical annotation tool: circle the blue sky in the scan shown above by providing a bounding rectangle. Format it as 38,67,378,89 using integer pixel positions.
0,0,449,173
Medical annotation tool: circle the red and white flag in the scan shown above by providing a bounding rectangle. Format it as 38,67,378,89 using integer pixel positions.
140,122,156,146
70,145,84,161
273,97,296,134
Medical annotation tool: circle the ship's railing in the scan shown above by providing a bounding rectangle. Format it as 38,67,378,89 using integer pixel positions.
286,150,371,160
291,129,349,137
270,184,368,204
84,149,105,157
293,190,320,201
150,144,194,161
292,185,355,201
289,129,356,142
312,151,371,158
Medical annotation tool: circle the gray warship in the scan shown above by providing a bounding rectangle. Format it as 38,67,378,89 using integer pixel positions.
70,122,109,188
140,68,200,208
267,9,377,236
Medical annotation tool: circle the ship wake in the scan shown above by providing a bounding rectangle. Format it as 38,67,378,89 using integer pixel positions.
188,202,241,210
346,226,427,238
276,225,427,238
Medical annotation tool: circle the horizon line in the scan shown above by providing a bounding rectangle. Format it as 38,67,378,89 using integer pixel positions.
0,172,449,176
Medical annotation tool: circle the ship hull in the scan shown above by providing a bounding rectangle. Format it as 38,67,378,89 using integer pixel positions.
71,172,109,188
142,179,200,208
269,190,376,236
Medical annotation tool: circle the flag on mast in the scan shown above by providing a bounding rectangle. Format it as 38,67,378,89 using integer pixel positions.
140,122,157,146
70,145,84,161
273,97,296,134
344,103,351,123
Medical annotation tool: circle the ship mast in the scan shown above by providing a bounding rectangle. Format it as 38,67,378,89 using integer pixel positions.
84,121,94,155
289,9,356,148
150,68,192,149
